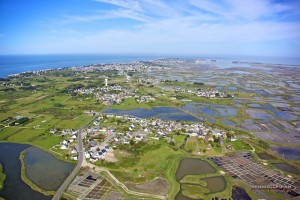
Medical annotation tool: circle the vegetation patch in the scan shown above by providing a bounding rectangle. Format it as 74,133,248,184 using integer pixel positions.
180,175,207,187
0,162,6,190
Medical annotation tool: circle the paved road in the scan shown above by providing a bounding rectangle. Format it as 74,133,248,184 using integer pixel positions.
52,115,96,200
52,104,111,200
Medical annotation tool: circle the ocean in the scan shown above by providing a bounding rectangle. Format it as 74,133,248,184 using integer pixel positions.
0,54,299,77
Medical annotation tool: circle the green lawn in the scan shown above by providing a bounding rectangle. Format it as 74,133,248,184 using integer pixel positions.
172,134,186,146
229,140,253,151
31,134,62,149
110,98,152,110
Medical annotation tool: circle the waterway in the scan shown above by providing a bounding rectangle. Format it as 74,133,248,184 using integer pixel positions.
0,143,51,200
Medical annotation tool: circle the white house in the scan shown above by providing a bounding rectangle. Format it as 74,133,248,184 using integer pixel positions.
71,134,77,139
71,147,77,154
60,144,68,150
135,135,143,141
85,152,91,159
71,155,78,161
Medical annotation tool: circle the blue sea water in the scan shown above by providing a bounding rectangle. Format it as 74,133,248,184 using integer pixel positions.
0,54,299,77
0,54,163,77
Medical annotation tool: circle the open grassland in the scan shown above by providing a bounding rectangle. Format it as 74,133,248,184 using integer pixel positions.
110,97,184,110
184,136,222,156
98,141,188,199
0,127,22,140
6,128,44,143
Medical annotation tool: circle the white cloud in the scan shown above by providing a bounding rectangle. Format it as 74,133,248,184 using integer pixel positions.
94,0,142,12
6,0,300,56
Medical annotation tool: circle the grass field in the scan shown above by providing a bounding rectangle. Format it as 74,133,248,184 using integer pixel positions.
99,141,188,199
0,127,22,140
7,128,44,143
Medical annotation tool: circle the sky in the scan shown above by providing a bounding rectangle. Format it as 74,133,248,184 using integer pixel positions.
0,0,300,57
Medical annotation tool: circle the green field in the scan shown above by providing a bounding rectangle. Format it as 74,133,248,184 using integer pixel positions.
99,141,188,199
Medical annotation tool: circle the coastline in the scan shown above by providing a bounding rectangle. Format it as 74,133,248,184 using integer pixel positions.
1,54,300,78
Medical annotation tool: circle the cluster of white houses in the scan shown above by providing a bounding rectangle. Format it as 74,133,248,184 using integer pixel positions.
175,88,234,98
88,114,235,151
54,111,236,162
71,63,148,73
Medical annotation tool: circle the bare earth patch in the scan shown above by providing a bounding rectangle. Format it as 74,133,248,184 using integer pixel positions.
126,177,169,196
104,152,118,162
36,95,48,100
103,191,123,200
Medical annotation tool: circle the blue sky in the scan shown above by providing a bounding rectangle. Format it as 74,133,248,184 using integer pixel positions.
0,0,300,57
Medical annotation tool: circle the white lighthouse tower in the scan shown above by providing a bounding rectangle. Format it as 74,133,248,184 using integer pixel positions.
105,78,108,87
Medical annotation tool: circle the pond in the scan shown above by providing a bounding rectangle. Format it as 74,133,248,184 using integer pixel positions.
215,86,223,90
256,90,269,96
270,147,300,160
24,147,75,191
289,83,300,89
257,153,275,160
264,105,297,120
212,105,237,117
175,158,219,200
181,104,201,115
198,105,218,117
233,99,244,104
106,107,200,122
231,186,251,200
175,158,216,181
228,86,237,91
246,109,274,119
248,103,262,108
271,163,300,174
202,176,226,193
0,143,52,200
223,119,236,126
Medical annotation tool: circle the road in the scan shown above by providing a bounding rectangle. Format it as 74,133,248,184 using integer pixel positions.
52,104,112,200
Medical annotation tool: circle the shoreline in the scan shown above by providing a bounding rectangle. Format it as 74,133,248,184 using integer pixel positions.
0,162,6,191
1,56,300,78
